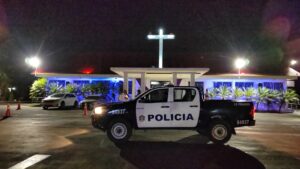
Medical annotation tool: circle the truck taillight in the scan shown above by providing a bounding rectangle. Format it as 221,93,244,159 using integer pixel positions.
250,106,256,118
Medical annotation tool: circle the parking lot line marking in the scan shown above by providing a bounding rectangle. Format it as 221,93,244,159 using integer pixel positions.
8,154,50,169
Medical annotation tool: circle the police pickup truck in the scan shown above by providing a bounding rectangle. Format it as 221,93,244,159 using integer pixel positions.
91,86,255,144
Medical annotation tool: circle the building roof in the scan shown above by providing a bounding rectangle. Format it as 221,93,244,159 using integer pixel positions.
110,67,210,79
36,72,120,79
201,73,297,80
36,67,297,81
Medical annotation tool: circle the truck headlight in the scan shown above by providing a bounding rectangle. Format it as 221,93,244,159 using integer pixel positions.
94,107,103,115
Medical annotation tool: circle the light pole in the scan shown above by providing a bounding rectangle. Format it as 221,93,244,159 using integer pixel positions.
234,58,249,75
25,56,41,76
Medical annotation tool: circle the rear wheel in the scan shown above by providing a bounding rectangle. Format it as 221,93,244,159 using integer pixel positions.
107,119,132,143
208,120,232,144
43,106,48,110
59,101,65,109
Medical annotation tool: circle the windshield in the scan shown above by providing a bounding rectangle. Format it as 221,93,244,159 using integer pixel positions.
50,94,65,98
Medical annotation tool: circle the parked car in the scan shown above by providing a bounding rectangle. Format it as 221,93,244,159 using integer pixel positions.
91,86,255,144
41,93,78,109
79,95,113,110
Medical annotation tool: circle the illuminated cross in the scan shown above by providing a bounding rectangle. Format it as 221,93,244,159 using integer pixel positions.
147,28,175,68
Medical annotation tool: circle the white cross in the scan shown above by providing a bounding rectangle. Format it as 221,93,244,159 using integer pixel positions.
147,29,175,68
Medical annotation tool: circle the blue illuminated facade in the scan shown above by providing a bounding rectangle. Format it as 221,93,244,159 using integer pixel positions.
37,72,295,112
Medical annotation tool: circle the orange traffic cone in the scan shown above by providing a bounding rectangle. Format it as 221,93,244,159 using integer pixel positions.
16,102,21,110
5,104,11,117
83,103,88,117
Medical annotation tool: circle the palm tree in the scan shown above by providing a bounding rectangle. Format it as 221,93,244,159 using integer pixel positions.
255,87,270,110
217,85,232,100
65,83,78,93
244,87,256,101
266,89,280,111
233,88,244,99
278,89,299,113
48,82,64,94
208,88,218,99
81,84,91,97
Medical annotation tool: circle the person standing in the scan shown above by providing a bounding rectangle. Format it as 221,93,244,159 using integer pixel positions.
118,90,129,102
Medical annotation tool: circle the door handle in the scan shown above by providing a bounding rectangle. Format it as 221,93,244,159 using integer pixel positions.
190,105,198,108
161,106,170,108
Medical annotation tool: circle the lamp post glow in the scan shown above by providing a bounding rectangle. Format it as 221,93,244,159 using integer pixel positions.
147,28,175,68
290,60,297,66
234,58,249,75
25,56,41,76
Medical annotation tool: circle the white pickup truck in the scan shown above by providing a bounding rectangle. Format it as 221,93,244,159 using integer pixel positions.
91,86,256,144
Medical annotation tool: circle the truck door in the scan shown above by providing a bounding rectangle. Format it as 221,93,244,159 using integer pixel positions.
170,88,200,127
136,88,171,128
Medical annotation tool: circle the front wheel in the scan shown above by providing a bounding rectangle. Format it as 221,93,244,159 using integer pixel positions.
107,119,132,143
73,101,78,109
208,120,232,144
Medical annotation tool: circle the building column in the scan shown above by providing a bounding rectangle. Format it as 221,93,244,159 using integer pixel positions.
131,78,136,99
190,73,195,86
172,73,177,86
141,72,146,93
123,72,128,92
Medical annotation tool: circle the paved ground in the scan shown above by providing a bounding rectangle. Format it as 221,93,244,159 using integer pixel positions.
0,104,299,169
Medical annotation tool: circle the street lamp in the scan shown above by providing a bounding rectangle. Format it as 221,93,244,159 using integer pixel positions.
25,56,41,76
290,59,297,66
234,58,249,75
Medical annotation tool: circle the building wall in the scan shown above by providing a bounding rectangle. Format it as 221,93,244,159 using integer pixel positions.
199,78,287,91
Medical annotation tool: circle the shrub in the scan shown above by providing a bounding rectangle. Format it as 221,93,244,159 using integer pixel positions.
29,78,47,100
217,86,232,100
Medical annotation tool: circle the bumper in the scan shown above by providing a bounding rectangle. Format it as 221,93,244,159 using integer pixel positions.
249,120,255,126
91,114,107,131
41,102,59,107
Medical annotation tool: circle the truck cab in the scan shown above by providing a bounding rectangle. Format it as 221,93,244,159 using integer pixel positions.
91,86,255,144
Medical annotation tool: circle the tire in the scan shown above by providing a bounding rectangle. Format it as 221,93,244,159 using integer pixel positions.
59,101,65,109
208,120,232,144
43,106,48,110
73,101,78,109
107,118,132,143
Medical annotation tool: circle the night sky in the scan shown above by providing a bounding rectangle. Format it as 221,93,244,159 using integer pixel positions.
0,0,300,97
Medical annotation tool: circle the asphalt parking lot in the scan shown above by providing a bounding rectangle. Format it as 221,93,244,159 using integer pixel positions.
0,104,300,169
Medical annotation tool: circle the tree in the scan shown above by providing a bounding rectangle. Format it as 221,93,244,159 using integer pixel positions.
0,71,10,100
255,87,270,110
233,88,244,99
266,89,280,111
244,87,256,101
278,89,299,113
65,83,77,93
217,86,231,100
29,78,47,100
208,88,218,99
80,84,91,97
48,83,64,94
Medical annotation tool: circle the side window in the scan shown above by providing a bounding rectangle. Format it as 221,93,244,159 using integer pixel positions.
65,94,75,98
140,89,168,103
174,89,196,102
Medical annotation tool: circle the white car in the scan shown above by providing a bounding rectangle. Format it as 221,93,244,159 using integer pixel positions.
41,93,78,110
